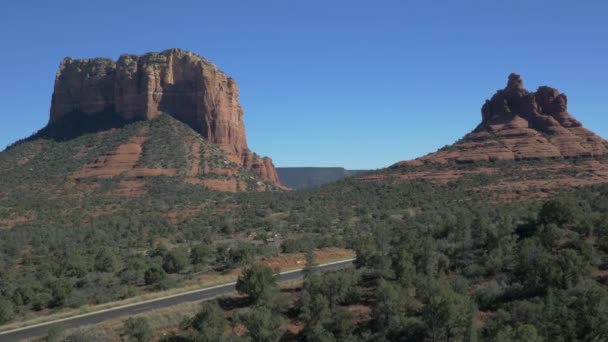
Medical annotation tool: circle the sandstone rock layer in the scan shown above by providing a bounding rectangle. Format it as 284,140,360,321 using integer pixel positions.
50,48,281,187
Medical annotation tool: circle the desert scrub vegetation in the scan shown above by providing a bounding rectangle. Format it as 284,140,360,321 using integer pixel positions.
139,114,189,171
2,119,608,340
153,194,608,341
2,173,608,338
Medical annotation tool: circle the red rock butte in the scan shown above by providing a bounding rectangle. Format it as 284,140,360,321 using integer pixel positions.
393,73,608,167
49,48,281,186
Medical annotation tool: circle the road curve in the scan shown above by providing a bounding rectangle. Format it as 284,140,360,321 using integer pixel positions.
0,259,355,341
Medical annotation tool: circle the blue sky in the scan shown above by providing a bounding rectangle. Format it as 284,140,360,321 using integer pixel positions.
1,1,607,169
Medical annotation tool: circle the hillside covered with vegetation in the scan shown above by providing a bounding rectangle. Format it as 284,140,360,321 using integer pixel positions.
1,156,608,341
157,187,608,341
1,111,608,341
24,182,608,341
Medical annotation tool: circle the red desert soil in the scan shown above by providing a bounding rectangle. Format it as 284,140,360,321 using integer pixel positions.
90,205,119,217
163,207,206,224
112,179,147,197
71,127,149,179
71,126,178,181
191,248,355,285
68,127,180,196
17,142,45,166
359,167,498,185
593,269,608,284
286,321,304,335
186,141,201,179
186,178,246,192
368,160,608,198
0,216,33,229
163,204,238,224
183,141,252,192
263,247,355,270
346,304,372,324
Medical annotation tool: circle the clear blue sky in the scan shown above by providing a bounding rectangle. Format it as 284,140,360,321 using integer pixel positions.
1,1,607,169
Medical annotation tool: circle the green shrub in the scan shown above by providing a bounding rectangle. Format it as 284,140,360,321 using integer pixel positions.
144,265,167,286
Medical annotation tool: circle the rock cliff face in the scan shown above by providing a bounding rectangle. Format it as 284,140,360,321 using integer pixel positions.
392,73,608,167
49,48,281,186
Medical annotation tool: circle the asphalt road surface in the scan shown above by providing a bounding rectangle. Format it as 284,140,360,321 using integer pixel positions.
0,259,355,341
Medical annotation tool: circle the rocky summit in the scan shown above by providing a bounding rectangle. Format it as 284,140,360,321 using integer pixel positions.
393,73,608,167
49,48,281,186
361,74,608,200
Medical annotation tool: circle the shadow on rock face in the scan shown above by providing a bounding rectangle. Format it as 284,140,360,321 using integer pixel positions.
5,108,138,151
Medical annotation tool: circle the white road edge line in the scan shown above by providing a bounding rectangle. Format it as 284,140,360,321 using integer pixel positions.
0,258,356,336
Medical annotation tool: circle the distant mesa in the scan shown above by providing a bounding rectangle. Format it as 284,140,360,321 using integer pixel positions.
392,73,608,167
46,48,282,187
276,167,369,189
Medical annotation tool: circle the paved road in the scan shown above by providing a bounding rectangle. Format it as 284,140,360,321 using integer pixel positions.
0,259,355,341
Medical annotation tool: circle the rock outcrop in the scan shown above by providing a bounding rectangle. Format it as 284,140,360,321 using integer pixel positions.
369,74,608,201
392,73,608,167
49,48,281,187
